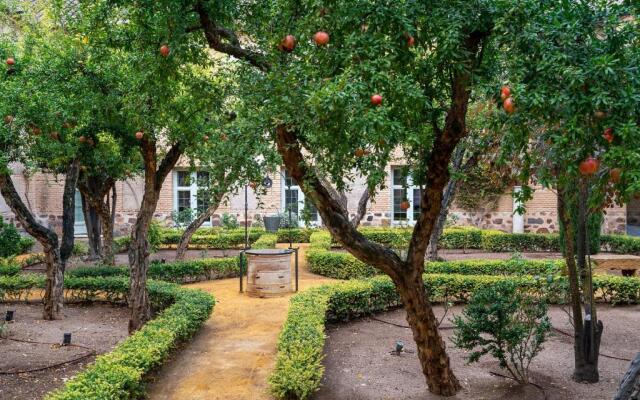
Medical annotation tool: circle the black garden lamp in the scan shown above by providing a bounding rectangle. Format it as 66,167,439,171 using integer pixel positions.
5,310,14,322
63,333,72,345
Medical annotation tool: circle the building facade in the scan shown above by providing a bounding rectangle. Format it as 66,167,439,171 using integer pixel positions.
1,161,638,238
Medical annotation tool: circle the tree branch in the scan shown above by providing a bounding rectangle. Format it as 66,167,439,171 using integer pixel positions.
276,125,404,280
195,2,269,72
350,187,371,227
59,159,80,263
406,30,491,273
155,142,183,192
0,171,58,251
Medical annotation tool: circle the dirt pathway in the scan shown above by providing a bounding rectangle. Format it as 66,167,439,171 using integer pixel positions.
146,244,334,400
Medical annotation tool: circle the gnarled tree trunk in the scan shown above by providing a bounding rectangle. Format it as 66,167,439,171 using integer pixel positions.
128,140,182,332
81,192,102,260
78,173,117,265
0,161,78,320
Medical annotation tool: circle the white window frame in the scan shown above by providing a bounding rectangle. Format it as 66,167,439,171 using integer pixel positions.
280,169,321,227
74,190,87,236
173,170,212,226
391,167,423,225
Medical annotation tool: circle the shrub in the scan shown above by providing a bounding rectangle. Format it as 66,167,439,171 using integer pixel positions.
0,216,23,258
221,213,240,230
0,258,21,276
252,233,277,249
148,221,163,252
601,234,640,255
452,281,551,383
114,236,130,253
438,227,484,249
19,236,35,254
306,250,377,279
480,231,561,252
72,242,90,257
276,228,315,243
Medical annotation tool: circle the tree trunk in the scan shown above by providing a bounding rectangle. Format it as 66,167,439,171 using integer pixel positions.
0,161,78,320
558,183,601,383
614,353,640,400
81,192,102,260
575,179,602,382
78,174,116,265
397,272,461,395
426,146,465,261
128,140,183,332
176,198,222,260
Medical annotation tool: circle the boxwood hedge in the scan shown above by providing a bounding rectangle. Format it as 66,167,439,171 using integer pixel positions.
0,274,214,400
269,272,640,399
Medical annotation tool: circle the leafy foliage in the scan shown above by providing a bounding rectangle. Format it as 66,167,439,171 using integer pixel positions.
453,282,551,383
0,216,22,257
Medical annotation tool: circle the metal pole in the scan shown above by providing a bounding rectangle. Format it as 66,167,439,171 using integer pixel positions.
294,248,299,292
288,180,293,249
244,184,249,249
239,250,244,293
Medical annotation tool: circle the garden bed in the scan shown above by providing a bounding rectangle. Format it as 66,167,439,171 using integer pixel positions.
316,305,640,400
0,303,129,400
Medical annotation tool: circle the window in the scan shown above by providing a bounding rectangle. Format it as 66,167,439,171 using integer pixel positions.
391,168,423,224
173,170,212,224
281,169,320,227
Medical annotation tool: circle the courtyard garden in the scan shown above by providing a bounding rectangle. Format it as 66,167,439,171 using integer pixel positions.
1,0,640,399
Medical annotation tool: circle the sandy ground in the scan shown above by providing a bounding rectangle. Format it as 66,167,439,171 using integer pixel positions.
315,305,640,400
145,244,335,400
0,303,129,400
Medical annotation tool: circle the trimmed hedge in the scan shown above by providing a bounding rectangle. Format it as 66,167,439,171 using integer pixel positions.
601,234,640,255
306,248,564,280
253,233,278,249
0,258,21,276
68,257,240,283
0,274,215,400
276,228,316,244
270,272,640,399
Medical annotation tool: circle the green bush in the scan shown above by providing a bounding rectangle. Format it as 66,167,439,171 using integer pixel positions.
438,227,484,249
0,258,21,276
72,242,90,257
276,228,315,243
480,231,561,252
252,233,278,249
306,250,378,279
453,281,551,383
159,228,263,249
114,236,130,253
0,216,23,258
601,234,640,255
19,236,35,254
308,231,332,250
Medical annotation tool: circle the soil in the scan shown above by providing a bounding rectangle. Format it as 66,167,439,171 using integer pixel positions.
0,303,129,400
315,304,640,400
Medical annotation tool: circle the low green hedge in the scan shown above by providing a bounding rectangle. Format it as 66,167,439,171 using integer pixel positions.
601,234,640,255
0,274,215,400
313,226,640,254
253,233,278,249
0,258,21,276
306,248,564,280
269,272,640,399
276,228,316,244
68,257,240,283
